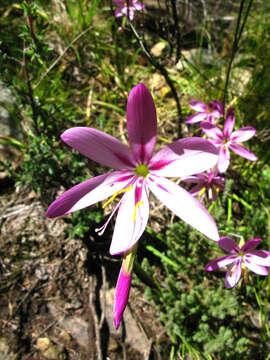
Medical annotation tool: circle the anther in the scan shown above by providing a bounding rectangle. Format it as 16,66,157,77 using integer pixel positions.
133,201,144,222
103,185,133,209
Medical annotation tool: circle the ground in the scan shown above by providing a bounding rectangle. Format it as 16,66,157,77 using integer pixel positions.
0,182,169,360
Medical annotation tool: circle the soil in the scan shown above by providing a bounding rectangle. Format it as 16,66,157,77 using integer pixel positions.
0,183,169,360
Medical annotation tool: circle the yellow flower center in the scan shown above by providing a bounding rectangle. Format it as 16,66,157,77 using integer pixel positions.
134,164,149,178
238,251,245,258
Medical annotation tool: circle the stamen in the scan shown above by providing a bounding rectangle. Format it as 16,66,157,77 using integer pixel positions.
102,185,133,209
95,201,121,236
133,201,144,222
230,265,236,276
198,187,206,197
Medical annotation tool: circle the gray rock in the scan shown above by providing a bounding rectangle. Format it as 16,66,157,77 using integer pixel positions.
0,81,17,139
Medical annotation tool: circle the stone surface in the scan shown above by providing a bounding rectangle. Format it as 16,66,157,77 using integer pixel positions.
150,42,167,57
0,338,17,360
0,82,17,138
100,288,151,356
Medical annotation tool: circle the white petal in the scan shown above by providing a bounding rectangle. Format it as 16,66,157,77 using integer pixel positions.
110,179,149,255
148,176,219,241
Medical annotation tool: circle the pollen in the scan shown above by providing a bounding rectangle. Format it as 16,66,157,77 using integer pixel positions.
134,164,149,178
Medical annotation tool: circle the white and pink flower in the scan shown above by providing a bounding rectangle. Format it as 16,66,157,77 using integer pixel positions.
46,84,220,256
201,107,257,173
186,100,224,125
182,169,225,202
206,237,270,288
112,0,144,20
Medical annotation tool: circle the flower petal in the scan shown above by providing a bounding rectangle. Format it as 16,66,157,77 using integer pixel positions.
205,255,237,271
126,84,157,163
208,101,224,116
133,2,144,10
244,260,269,276
230,126,256,142
61,127,135,170
181,175,202,183
148,176,219,241
229,143,257,161
189,100,207,112
186,112,207,124
110,179,149,255
115,9,124,17
189,184,204,196
123,7,135,20
46,172,134,218
224,107,235,137
219,237,240,253
225,261,242,288
217,147,230,173
201,123,224,140
114,267,132,329
113,0,125,5
209,187,217,201
241,238,261,252
245,251,270,267
149,137,218,177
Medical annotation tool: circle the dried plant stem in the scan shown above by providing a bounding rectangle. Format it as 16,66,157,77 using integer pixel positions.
34,26,93,90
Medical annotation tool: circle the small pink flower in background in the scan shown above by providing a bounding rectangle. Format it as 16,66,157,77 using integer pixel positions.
113,0,144,20
205,237,270,288
186,100,224,125
182,169,225,202
201,107,257,173
46,84,220,256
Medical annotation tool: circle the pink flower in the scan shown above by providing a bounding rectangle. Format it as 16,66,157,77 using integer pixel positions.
112,0,144,20
113,244,137,329
182,169,225,202
201,107,257,173
205,237,270,288
186,100,224,125
46,84,220,255
114,266,132,329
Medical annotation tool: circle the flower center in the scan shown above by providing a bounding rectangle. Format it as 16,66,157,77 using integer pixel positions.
238,251,245,258
134,164,149,178
221,138,229,149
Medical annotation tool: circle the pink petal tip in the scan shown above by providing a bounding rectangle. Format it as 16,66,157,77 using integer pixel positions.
114,268,132,329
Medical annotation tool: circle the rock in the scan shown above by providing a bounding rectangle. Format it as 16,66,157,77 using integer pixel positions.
36,337,63,359
150,73,165,90
48,302,89,349
0,82,17,138
150,42,167,57
0,81,22,164
100,288,151,356
36,337,51,352
0,338,17,360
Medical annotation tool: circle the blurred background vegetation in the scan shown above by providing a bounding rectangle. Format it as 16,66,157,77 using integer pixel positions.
0,0,270,359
